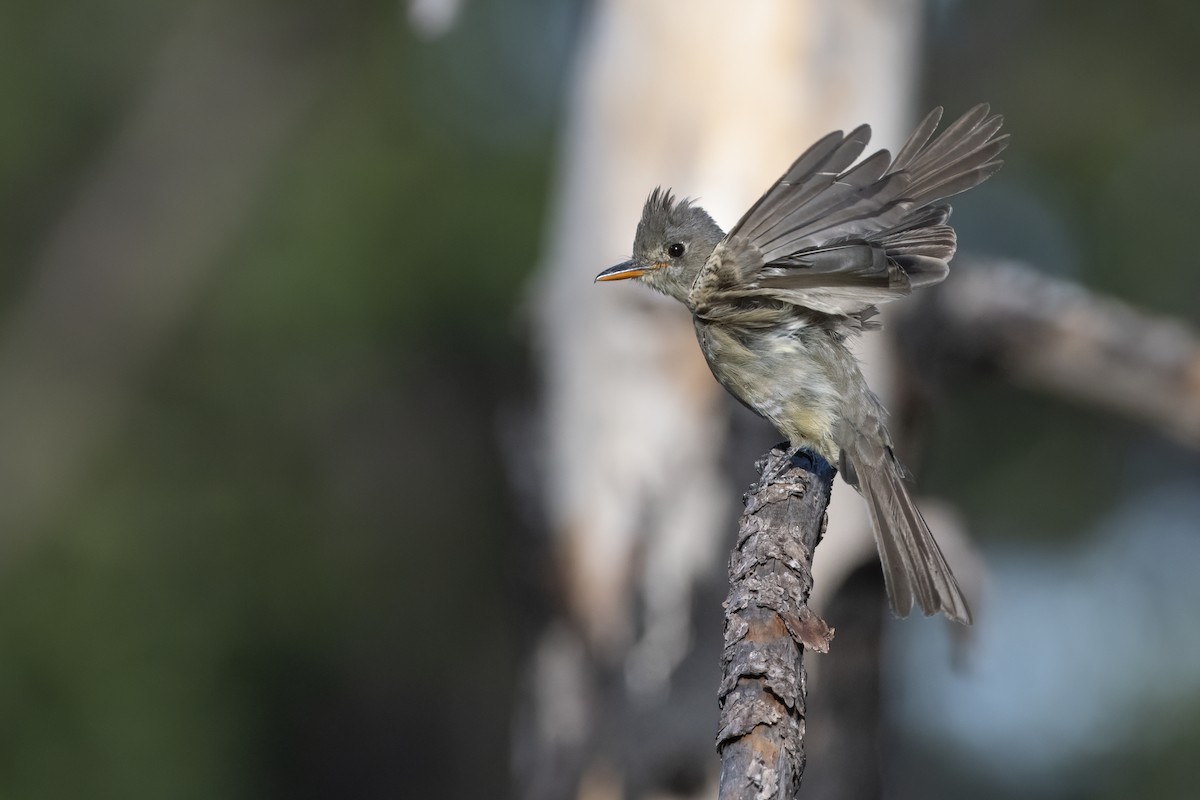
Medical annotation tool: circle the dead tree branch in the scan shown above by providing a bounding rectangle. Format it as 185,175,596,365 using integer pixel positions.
718,446,837,800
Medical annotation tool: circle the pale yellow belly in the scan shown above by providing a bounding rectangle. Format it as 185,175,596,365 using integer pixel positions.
693,318,846,459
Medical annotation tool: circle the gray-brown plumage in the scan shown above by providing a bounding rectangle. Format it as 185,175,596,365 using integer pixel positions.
596,105,1008,624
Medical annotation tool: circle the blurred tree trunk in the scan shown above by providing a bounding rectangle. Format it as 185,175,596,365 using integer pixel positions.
520,1,927,797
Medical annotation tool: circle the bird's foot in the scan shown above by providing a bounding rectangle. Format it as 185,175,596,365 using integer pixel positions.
760,444,808,486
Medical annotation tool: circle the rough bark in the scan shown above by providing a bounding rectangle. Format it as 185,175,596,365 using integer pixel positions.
717,446,837,800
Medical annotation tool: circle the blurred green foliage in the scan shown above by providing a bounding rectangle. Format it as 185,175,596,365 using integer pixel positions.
0,0,559,797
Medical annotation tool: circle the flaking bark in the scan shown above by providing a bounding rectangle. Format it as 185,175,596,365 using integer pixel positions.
717,446,837,800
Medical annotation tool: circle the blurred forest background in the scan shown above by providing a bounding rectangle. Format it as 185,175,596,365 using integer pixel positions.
1,1,1198,799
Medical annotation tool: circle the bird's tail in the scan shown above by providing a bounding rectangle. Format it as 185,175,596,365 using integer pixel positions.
838,427,971,624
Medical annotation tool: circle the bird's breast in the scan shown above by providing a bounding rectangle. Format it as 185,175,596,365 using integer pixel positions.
693,315,848,454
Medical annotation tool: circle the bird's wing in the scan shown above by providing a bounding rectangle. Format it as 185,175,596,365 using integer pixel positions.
689,234,909,319
691,105,1007,316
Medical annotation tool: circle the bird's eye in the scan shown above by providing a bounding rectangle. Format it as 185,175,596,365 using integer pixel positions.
667,243,685,258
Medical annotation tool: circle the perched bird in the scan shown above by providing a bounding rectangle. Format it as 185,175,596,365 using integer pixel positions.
595,105,1007,624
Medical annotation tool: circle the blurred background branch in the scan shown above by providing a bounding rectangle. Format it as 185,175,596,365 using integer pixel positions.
899,260,1200,447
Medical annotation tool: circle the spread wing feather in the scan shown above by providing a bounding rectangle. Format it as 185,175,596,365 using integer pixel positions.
734,125,873,244
690,105,1006,316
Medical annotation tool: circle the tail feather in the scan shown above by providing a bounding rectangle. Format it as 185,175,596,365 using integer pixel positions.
840,437,971,624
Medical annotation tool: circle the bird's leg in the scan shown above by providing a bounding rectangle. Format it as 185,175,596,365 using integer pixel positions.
760,445,836,487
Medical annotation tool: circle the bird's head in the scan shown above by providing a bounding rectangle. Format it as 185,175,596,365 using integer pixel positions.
595,188,724,303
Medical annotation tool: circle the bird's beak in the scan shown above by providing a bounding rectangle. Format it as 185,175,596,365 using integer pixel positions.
595,259,656,282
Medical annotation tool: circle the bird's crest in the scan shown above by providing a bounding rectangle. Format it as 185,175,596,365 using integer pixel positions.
642,187,697,225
